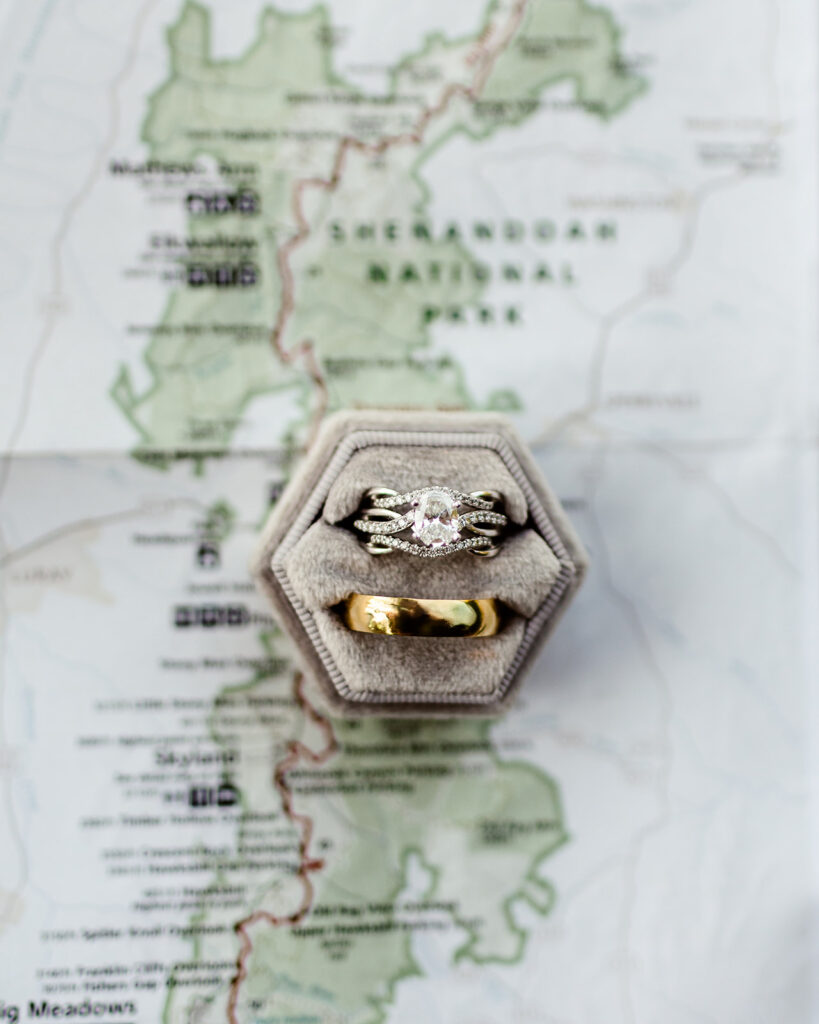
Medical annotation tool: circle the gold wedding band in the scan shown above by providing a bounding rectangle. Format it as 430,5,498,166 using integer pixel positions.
341,593,505,638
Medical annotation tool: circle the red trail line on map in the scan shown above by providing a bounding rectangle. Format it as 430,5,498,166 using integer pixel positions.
268,0,528,445
227,8,527,1020
227,673,338,1024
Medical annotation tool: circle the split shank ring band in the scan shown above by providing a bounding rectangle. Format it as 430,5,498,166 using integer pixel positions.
341,593,506,638
353,486,509,558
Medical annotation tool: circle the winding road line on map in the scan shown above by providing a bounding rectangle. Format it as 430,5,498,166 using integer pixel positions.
267,0,528,449
226,673,338,1024
226,7,529,1020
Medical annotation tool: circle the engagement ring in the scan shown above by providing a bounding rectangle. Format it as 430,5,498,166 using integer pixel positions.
352,486,509,558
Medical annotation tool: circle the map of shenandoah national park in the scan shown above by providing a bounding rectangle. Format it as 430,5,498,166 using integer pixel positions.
0,0,816,1021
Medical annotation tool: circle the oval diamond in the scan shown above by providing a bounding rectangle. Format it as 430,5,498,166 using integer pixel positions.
412,488,460,548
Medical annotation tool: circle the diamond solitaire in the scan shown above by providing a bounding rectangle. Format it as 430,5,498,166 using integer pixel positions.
412,488,461,548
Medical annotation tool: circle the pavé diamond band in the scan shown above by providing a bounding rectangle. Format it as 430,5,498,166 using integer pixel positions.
341,593,507,637
352,486,509,558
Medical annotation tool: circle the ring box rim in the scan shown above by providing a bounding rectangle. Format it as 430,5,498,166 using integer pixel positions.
252,410,588,717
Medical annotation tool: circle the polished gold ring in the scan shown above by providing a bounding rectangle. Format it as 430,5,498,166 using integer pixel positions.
340,593,505,638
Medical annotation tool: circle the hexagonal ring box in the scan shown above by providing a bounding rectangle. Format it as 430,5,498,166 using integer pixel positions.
253,411,588,717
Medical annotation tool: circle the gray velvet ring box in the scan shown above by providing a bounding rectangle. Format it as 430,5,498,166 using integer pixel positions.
252,410,588,717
